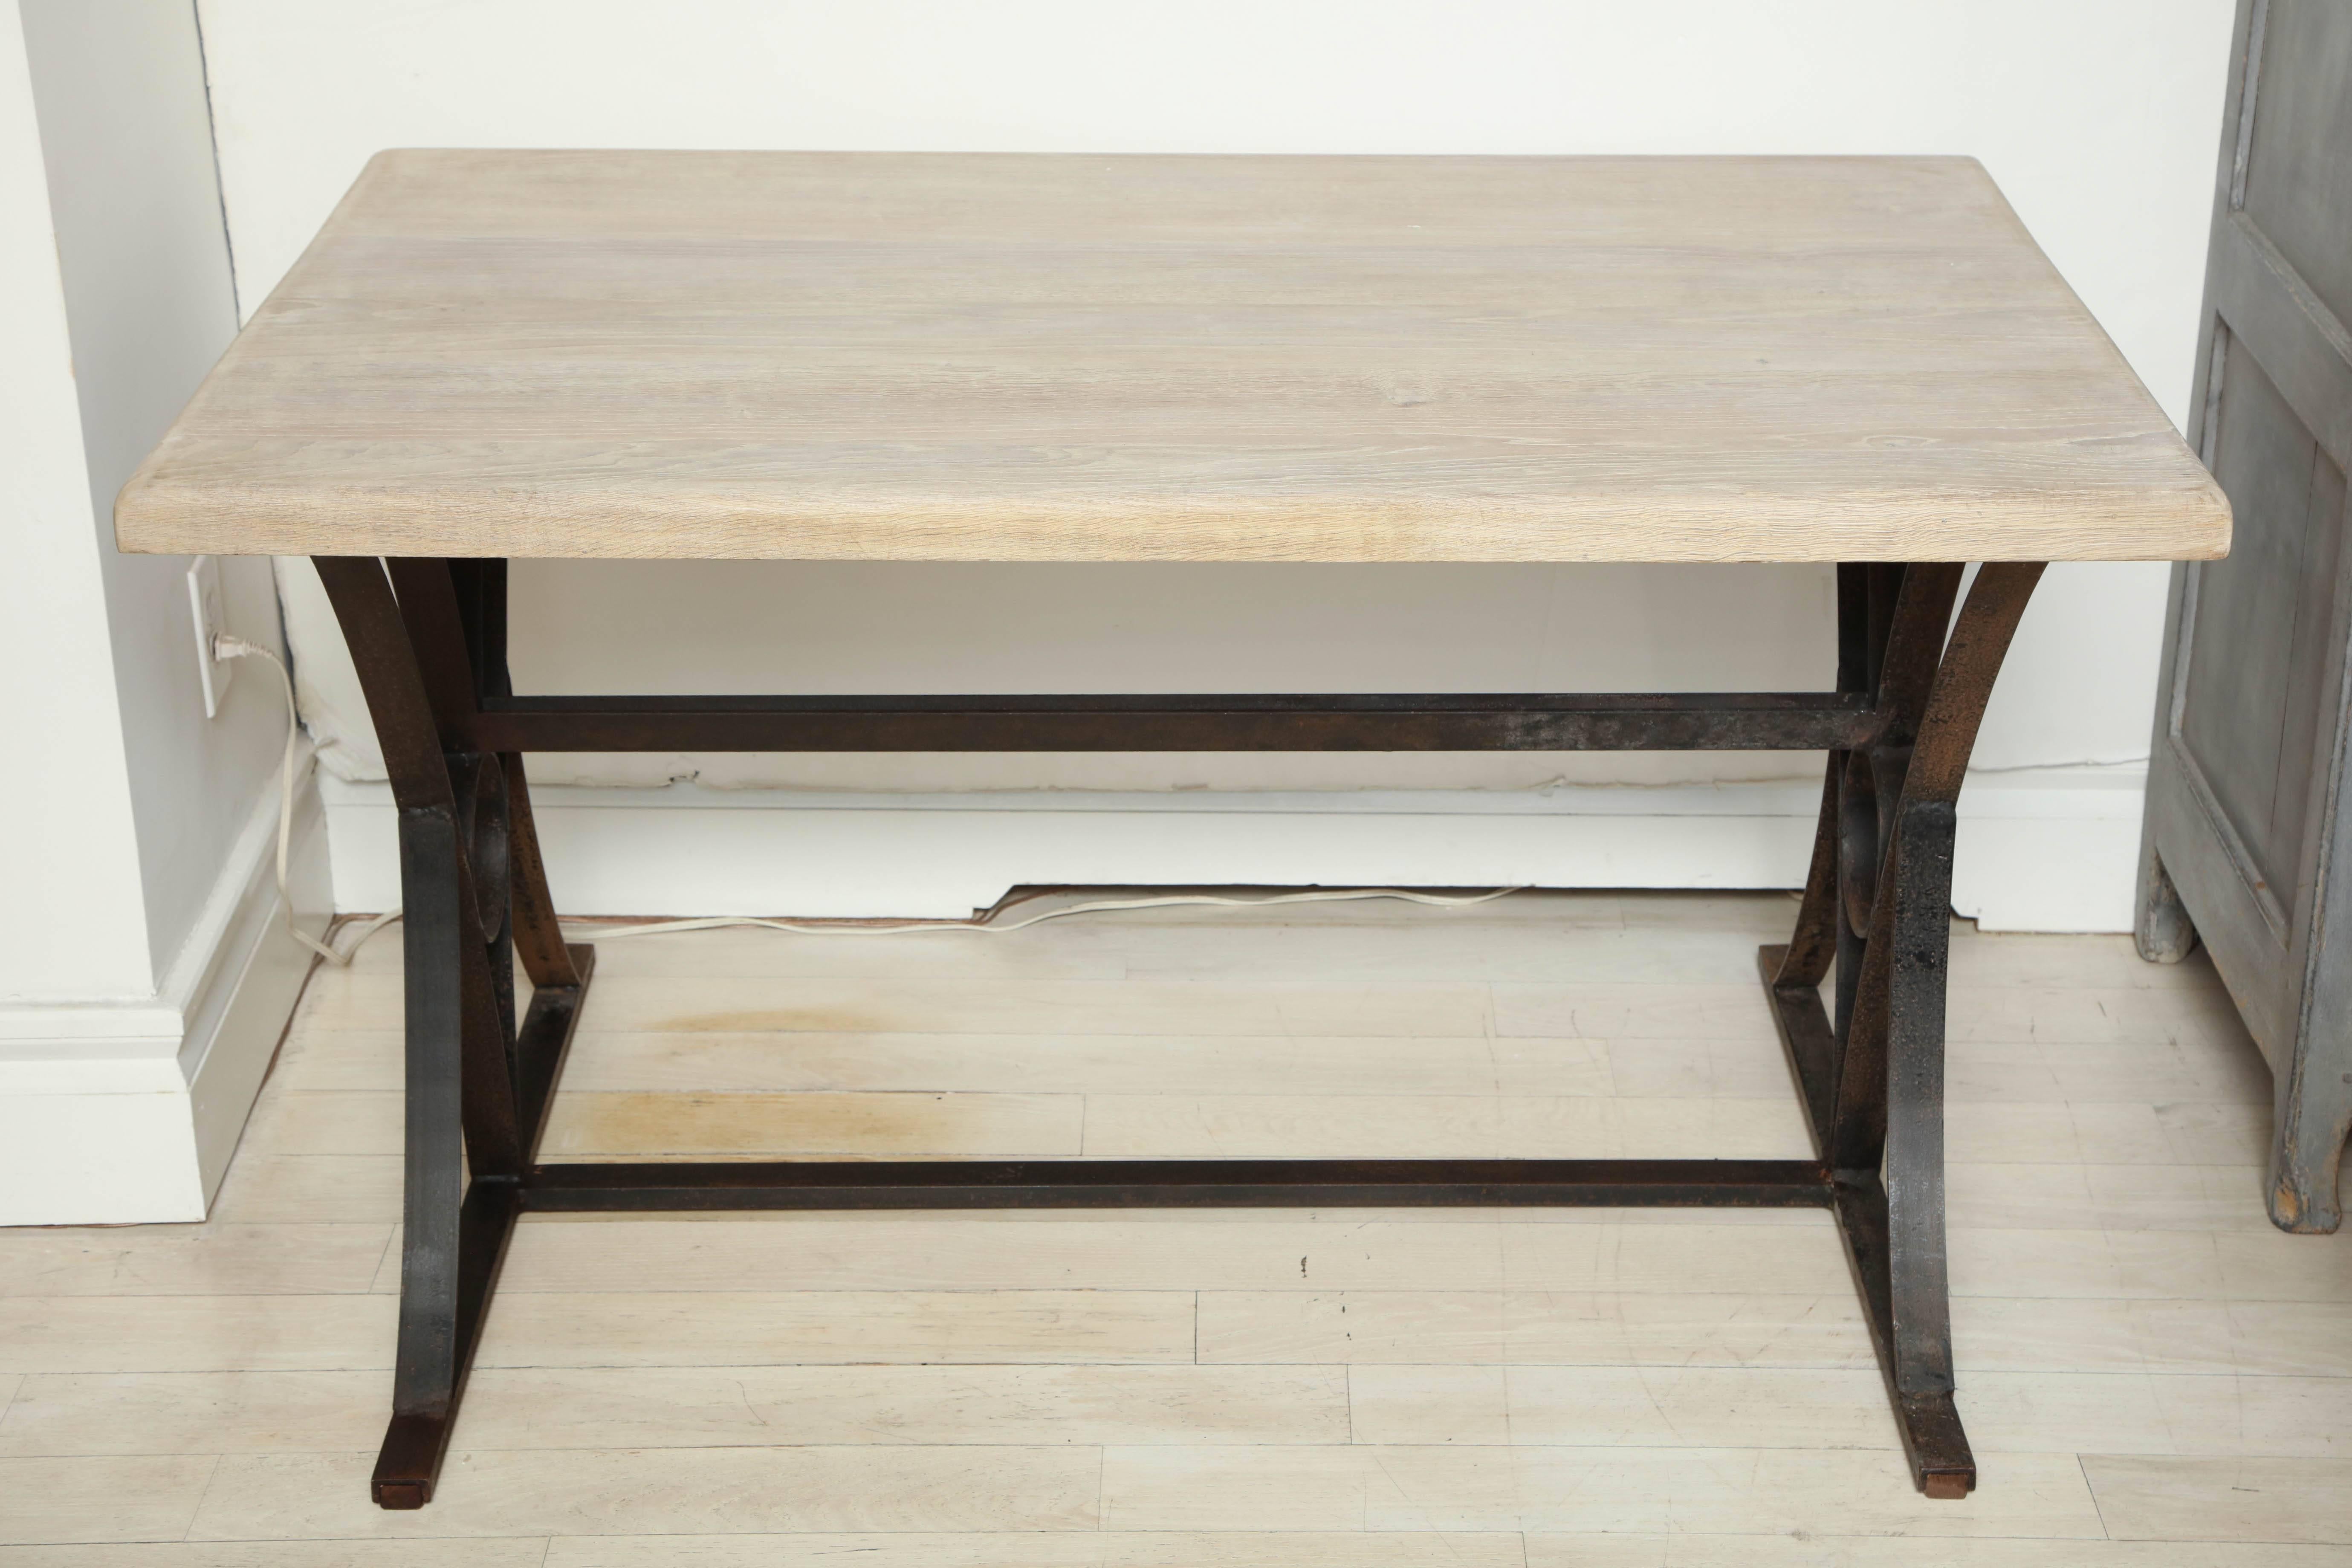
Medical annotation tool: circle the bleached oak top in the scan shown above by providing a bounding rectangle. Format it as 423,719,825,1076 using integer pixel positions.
116,150,2227,563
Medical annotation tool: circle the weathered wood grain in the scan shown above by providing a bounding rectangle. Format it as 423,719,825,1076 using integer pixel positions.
114,151,2227,563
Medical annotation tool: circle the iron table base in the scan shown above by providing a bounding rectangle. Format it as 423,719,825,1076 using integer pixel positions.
314,555,2042,1508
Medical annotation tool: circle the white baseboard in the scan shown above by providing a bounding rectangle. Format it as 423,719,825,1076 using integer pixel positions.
1951,765,2148,934
0,767,329,1224
322,765,2147,934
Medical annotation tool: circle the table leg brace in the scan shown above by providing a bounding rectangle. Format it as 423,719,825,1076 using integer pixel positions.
314,553,2042,1507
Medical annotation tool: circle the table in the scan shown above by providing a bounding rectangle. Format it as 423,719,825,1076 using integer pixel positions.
116,150,2229,1509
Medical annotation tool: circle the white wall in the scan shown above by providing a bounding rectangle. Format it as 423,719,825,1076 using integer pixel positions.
0,0,327,1223
17,0,286,976
0,3,151,1001
195,0,2239,929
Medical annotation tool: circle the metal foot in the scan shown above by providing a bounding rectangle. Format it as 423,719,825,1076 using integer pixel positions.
370,1415,448,1509
1762,948,1978,1497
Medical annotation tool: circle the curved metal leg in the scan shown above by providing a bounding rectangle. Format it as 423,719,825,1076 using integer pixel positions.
1762,560,2044,1499
313,556,595,1507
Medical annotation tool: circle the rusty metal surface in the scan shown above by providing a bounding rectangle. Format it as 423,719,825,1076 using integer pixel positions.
1758,560,2048,1500
471,689,1886,753
316,551,2045,1509
521,1158,1837,1211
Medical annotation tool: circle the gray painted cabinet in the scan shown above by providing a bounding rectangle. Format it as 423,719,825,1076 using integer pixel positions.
2138,0,2352,1232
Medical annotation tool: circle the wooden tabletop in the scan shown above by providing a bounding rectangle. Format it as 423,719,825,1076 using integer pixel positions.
116,150,2227,564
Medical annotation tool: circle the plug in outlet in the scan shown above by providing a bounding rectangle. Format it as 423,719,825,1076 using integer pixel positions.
186,555,234,717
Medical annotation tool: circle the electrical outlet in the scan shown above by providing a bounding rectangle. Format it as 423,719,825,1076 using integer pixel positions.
187,555,233,717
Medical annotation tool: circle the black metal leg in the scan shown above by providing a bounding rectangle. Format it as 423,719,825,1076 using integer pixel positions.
307,550,2040,1508
1772,566,1876,1133
1879,796,1964,1490
373,804,475,1509
1762,560,2045,1499
453,561,579,991
503,752,581,989
314,558,596,1507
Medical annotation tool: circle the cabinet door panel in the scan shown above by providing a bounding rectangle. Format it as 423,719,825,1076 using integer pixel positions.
2143,0,2352,1229
2179,333,2346,923
2240,0,2352,334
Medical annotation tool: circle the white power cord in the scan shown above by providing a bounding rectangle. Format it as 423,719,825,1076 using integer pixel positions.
214,634,399,966
214,631,1528,962
575,884,1527,941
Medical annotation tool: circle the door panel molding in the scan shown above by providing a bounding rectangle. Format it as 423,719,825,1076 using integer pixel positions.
2140,0,2352,1230
2210,214,2352,472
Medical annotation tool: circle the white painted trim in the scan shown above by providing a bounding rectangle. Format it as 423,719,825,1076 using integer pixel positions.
322,765,2148,934
0,754,301,1053
0,765,329,1224
1953,764,2149,934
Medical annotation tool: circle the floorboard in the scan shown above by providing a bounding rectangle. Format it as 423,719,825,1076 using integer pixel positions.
2,890,2345,1557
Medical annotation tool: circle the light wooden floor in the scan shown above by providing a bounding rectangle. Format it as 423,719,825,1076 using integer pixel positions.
3,889,2349,1566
